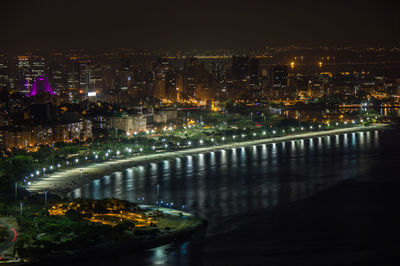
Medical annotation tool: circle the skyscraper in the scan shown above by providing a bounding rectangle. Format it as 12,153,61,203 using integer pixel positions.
17,56,31,94
232,56,249,80
31,57,46,80
0,60,9,89
67,57,80,89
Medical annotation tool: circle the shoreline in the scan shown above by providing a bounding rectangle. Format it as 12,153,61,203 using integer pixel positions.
27,124,387,196
24,206,207,265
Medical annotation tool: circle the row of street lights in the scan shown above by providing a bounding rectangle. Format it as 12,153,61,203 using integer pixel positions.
24,119,368,186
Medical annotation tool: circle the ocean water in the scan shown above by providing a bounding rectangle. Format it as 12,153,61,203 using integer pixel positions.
65,128,398,265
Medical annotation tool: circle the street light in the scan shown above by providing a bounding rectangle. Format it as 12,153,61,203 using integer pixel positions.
156,184,160,210
44,191,48,209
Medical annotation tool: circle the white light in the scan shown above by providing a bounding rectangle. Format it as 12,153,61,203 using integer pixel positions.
43,168,46,172
105,153,109,157
318,125,321,128
152,146,155,150
253,133,256,136
151,129,155,133
87,91,96,97
50,165,53,170
75,159,79,163
128,148,132,153
134,132,137,135
95,155,98,159
188,141,191,145
36,171,40,175
242,134,245,138
146,130,149,134
344,121,347,125
30,173,34,177
199,140,203,144
168,127,172,130
177,142,180,146
116,151,120,155
222,137,225,140
263,131,266,135
352,120,355,124
233,135,236,139
211,138,214,142
66,161,69,165
291,128,295,131
140,148,143,152
27,182,31,186
309,126,313,129
336,122,339,126
164,144,168,148
301,127,304,130
272,131,276,134
360,119,363,122
282,130,285,133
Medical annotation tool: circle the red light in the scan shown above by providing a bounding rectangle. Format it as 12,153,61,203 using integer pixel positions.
11,228,17,242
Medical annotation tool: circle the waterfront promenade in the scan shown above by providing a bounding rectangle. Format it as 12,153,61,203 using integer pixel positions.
27,124,386,196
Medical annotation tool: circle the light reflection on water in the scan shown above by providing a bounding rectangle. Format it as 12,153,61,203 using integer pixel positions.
66,130,390,266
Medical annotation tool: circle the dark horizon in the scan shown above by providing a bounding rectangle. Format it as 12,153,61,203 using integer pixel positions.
1,0,399,50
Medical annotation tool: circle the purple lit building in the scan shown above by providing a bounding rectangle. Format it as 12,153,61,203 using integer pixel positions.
28,76,55,97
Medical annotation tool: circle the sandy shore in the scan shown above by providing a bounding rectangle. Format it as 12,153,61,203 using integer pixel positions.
27,124,387,196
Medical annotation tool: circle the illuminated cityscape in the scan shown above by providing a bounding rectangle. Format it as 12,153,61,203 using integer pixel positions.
0,0,399,265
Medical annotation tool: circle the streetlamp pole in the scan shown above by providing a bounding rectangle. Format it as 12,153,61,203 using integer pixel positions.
156,184,160,210
80,169,83,198
14,182,17,202
44,191,48,209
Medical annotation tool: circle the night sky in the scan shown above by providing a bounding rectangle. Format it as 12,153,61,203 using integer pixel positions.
1,0,399,49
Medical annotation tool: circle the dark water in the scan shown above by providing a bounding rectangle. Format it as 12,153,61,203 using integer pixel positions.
66,129,396,265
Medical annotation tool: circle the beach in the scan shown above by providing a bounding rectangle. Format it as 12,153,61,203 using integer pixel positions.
27,124,387,196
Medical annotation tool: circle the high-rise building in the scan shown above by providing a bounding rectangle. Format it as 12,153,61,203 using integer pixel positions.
232,56,249,79
165,71,177,100
0,59,9,101
184,57,205,98
67,57,80,89
210,62,225,82
17,56,31,94
249,58,259,82
49,61,66,93
0,60,9,89
267,65,289,98
79,60,91,93
271,65,288,88
31,57,46,80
